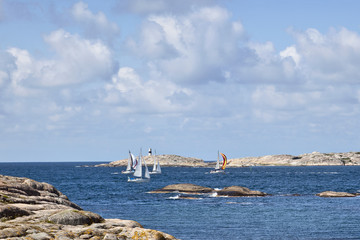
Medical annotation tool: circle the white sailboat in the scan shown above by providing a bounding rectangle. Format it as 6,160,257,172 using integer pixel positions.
210,151,227,174
149,150,161,174
122,151,136,174
128,150,150,183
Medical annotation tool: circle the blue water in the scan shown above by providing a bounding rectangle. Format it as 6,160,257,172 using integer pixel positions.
1,162,360,239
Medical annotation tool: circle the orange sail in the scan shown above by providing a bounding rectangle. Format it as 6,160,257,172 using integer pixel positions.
220,153,227,170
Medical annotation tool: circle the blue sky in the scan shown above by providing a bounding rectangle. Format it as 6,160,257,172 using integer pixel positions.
1,0,360,162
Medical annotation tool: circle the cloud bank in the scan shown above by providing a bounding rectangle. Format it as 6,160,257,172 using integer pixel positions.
1,1,360,160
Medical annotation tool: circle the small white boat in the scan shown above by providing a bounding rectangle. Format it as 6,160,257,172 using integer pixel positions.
122,151,136,174
210,151,227,174
128,150,150,183
149,149,161,174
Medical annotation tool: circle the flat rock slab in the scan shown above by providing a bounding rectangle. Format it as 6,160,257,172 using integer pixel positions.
316,191,357,197
151,184,268,197
151,183,213,194
48,209,104,225
216,186,268,197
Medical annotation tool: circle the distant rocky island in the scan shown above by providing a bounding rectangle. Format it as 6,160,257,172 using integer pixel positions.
0,174,176,240
95,151,360,167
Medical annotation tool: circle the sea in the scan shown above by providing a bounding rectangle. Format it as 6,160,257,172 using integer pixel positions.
1,162,360,240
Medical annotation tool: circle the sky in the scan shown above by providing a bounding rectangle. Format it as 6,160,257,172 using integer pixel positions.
1,0,360,162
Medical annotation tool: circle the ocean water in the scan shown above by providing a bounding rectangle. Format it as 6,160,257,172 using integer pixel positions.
1,162,360,239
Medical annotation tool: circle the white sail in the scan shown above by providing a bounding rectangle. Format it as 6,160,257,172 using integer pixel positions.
156,160,161,173
144,157,150,179
131,154,137,168
215,151,220,170
152,154,157,172
133,154,142,178
149,150,161,174
126,151,132,171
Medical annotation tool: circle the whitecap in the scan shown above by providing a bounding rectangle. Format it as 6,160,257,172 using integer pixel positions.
210,192,218,197
168,194,180,200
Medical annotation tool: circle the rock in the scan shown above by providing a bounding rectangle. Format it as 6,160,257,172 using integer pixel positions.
316,191,357,197
103,233,118,240
151,183,213,194
0,174,81,210
151,184,267,198
0,205,32,219
95,151,360,167
230,151,360,167
0,174,178,240
216,186,268,197
48,209,104,225
95,154,210,167
27,232,52,240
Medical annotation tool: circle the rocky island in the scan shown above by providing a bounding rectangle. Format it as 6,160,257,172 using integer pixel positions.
0,174,176,240
95,151,360,168
150,183,268,197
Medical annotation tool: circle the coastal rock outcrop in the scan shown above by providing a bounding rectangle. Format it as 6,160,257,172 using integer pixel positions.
229,151,360,167
151,183,213,194
316,191,358,197
151,183,268,197
95,154,210,167
95,151,360,168
216,186,268,197
0,174,177,240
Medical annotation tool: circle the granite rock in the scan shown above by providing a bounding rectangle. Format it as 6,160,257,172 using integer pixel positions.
0,174,177,240
316,191,357,197
216,186,268,197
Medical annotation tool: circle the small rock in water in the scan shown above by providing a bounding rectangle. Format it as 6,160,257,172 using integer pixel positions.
316,191,357,197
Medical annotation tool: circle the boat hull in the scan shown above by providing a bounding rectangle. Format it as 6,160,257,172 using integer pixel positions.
127,177,150,183
210,169,225,174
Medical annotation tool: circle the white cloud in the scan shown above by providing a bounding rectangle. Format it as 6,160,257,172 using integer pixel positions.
128,6,246,84
42,29,113,86
291,27,360,83
70,1,119,43
280,46,301,66
6,30,114,89
104,67,193,114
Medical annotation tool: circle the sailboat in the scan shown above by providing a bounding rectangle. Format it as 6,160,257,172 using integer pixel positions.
210,151,227,174
127,150,150,183
122,151,136,174
149,150,161,174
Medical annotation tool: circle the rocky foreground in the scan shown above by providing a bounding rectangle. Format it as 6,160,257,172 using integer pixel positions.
95,152,360,168
0,174,176,240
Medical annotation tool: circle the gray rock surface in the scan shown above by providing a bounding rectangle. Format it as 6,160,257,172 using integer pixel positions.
151,183,213,194
316,191,358,197
151,183,268,197
216,186,268,197
0,174,177,240
95,151,360,168
95,154,210,167
230,151,360,167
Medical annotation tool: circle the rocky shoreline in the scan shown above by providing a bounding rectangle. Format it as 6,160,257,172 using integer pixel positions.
1,174,358,239
0,174,177,240
95,151,360,168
